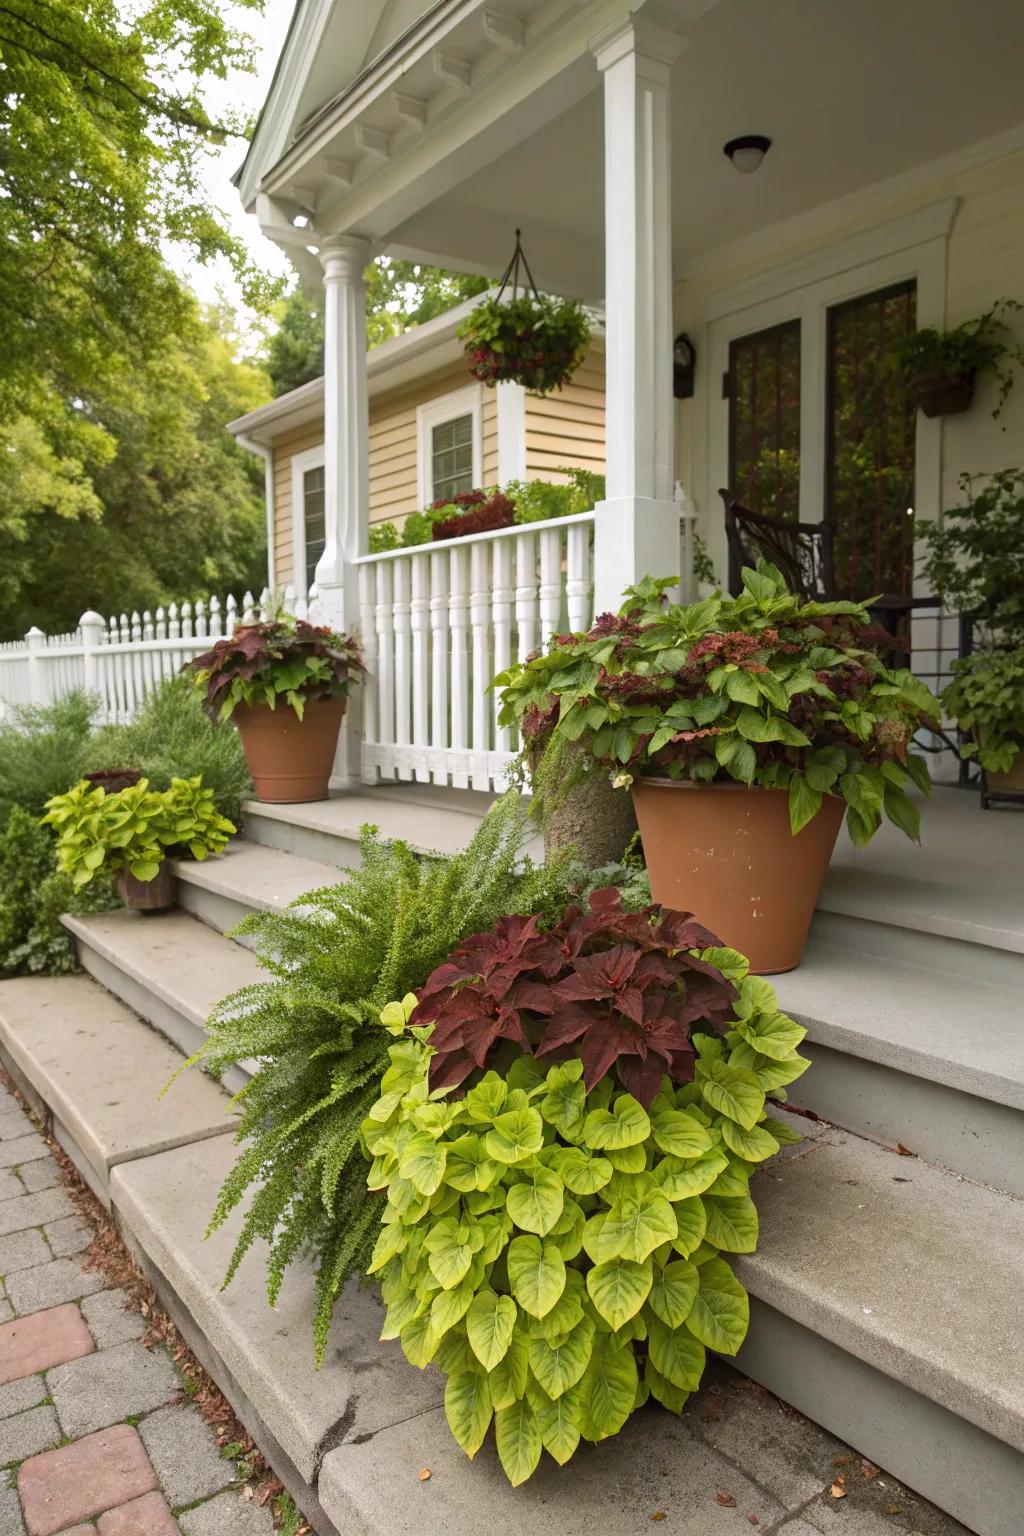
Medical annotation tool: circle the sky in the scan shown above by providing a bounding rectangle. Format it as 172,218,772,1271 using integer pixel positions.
166,0,298,321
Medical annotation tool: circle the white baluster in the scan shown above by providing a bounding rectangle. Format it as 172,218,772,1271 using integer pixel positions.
225,593,238,636
282,584,296,620
259,587,271,620
241,591,255,624
375,562,395,780
566,523,593,634
492,540,514,759
209,594,222,638
429,550,449,786
515,532,539,662
448,544,470,789
193,598,207,638
358,565,378,782
410,553,430,783
393,557,412,776
539,529,562,640
469,542,491,791
180,600,193,640
167,602,180,640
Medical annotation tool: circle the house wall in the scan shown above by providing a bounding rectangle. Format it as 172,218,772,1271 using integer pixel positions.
524,347,606,483
674,138,1024,552
270,422,324,588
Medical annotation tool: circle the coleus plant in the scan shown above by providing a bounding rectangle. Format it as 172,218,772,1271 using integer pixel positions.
188,617,363,722
495,561,942,845
410,886,734,1104
942,644,1024,773
362,937,809,1485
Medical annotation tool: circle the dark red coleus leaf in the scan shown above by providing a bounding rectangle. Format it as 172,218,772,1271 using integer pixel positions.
411,887,737,1104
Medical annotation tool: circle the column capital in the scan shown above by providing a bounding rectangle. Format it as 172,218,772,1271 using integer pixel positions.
319,234,373,283
590,15,687,73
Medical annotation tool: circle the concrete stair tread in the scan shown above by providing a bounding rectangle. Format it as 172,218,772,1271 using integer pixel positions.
242,791,486,859
62,907,264,1031
737,1125,1024,1454
112,1133,444,1487
822,786,1024,954
0,973,235,1194
170,840,338,914
774,934,1024,1112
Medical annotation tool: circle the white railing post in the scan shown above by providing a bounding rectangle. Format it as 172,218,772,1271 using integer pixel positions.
590,18,684,613
25,627,46,706
79,610,105,709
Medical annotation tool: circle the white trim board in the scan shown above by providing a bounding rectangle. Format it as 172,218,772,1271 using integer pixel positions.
416,383,483,506
290,443,326,598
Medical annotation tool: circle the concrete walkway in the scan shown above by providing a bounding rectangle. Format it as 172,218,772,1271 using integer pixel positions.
0,1081,287,1536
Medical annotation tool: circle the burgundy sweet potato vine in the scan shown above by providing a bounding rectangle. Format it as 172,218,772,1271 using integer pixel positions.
411,886,736,1105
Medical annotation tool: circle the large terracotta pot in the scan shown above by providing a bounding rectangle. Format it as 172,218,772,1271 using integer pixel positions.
234,695,345,803
115,865,175,912
986,752,1024,796
630,780,845,975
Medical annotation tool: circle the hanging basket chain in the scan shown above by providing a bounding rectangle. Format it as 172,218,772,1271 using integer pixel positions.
495,228,540,305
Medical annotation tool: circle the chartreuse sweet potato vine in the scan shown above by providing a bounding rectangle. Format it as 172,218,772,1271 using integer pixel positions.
362,942,808,1485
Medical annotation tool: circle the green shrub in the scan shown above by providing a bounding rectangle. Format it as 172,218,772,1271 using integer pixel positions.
0,692,95,822
85,676,251,822
362,943,806,1484
181,793,580,1360
44,776,234,887
0,807,117,979
943,644,1024,773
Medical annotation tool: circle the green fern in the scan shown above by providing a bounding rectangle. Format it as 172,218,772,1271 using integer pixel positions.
186,792,578,1361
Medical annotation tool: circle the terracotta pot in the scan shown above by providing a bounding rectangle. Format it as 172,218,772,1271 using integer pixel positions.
234,695,345,803
630,780,845,975
913,370,975,418
115,864,175,912
986,751,1024,795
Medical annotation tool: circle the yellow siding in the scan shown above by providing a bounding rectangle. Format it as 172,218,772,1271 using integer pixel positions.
270,424,324,587
367,363,472,530
524,346,606,483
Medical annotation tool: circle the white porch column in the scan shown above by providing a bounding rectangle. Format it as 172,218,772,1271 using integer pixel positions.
591,18,684,614
317,233,371,786
316,234,372,627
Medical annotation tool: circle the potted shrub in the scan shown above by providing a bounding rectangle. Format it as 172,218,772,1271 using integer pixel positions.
918,467,1024,638
42,775,235,911
883,298,1024,419
361,890,808,1484
188,617,363,803
432,489,515,542
496,563,940,973
942,645,1024,796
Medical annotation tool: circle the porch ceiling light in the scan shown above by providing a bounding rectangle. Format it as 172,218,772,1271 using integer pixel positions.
724,135,771,174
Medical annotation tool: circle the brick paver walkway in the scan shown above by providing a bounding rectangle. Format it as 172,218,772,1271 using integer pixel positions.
0,1083,279,1536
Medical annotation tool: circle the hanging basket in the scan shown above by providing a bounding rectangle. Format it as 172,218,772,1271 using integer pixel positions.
457,229,591,394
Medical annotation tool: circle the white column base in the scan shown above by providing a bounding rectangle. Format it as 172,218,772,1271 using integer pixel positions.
592,497,681,616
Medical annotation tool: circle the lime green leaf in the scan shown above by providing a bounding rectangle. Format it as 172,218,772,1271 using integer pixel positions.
700,1059,765,1130
425,1220,475,1290
445,1134,499,1193
506,1235,566,1318
577,1336,638,1441
465,1074,508,1122
548,1146,612,1196
487,1325,529,1409
540,1075,587,1142
582,1094,651,1150
648,1259,699,1328
592,1188,677,1264
735,1011,807,1061
495,1397,542,1486
531,1380,583,1465
485,1106,544,1164
685,1257,750,1356
721,1119,780,1162
653,1149,728,1201
603,1141,647,1173
445,1371,493,1458
731,1042,811,1091
762,1116,802,1147
703,1195,759,1253
366,1221,405,1275
645,1359,690,1415
527,1269,585,1342
398,1133,448,1196
647,1315,707,1391
506,1163,564,1235
400,1311,439,1369
430,1277,476,1338
650,1109,714,1159
528,1316,594,1400
467,1289,518,1370
669,1195,707,1258
586,1258,652,1329
788,772,823,835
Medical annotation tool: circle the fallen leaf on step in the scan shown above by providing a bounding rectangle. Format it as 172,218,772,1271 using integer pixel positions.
651,1513,667,1522
860,1459,880,1479
832,1453,854,1466
884,1506,903,1518
747,1516,760,1526
895,1142,913,1155
830,1483,847,1499
714,1491,736,1507
418,1468,432,1481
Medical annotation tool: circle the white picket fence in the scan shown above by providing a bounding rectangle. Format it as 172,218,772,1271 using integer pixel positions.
0,586,319,725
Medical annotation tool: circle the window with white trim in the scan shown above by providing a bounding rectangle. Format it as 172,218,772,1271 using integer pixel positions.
290,444,325,596
416,385,483,506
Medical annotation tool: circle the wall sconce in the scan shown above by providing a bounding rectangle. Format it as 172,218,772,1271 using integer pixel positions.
673,333,696,399
723,135,772,174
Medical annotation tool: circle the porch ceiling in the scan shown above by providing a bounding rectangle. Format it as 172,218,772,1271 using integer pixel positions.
382,0,1024,297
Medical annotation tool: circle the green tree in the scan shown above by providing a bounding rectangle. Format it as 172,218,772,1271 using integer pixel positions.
0,0,270,424
265,260,489,395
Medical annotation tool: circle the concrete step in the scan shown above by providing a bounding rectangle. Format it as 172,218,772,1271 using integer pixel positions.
61,908,264,1091
775,933,1024,1196
241,787,487,867
0,974,235,1206
171,841,338,939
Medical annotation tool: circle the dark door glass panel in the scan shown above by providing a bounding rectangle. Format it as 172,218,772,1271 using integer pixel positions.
728,320,801,523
